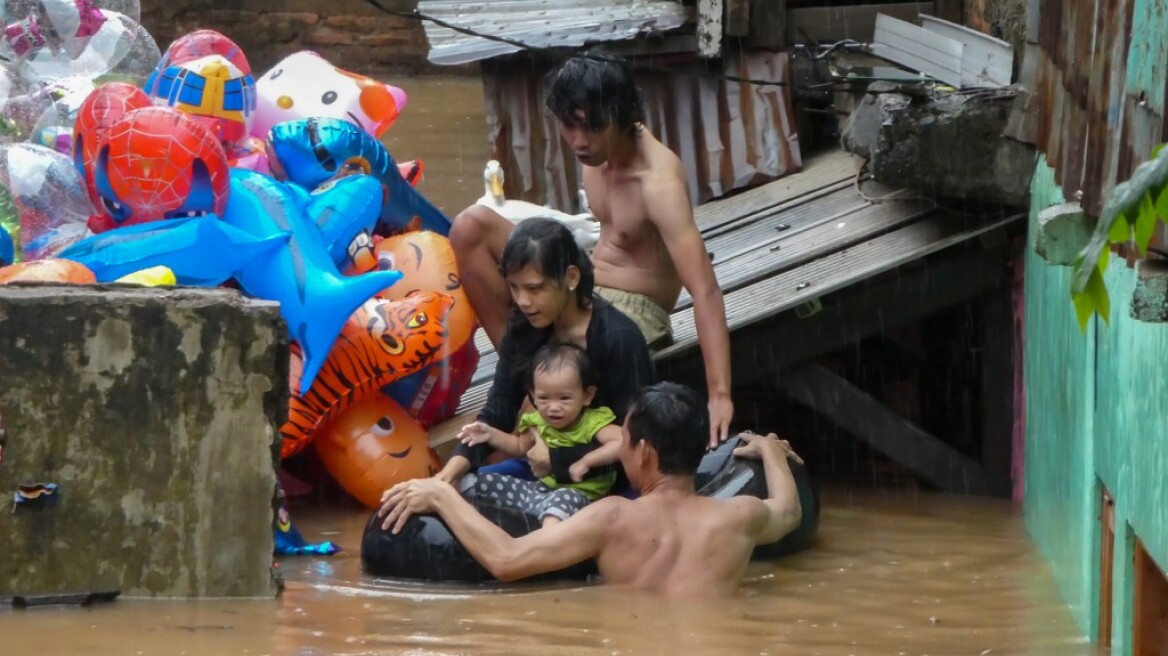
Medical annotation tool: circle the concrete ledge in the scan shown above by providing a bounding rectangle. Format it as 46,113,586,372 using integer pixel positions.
1035,202,1093,266
1131,260,1168,323
0,285,287,598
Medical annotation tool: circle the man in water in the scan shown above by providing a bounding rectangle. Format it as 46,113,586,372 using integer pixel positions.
377,382,804,596
451,53,735,447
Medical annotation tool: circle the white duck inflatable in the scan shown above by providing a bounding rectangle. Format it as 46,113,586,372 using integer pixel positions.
475,160,601,252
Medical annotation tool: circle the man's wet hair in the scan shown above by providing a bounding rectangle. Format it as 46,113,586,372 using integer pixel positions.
625,382,709,475
529,341,596,392
499,217,594,311
544,51,645,136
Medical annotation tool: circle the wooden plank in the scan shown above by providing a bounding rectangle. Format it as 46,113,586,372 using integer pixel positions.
658,211,1025,360
605,35,700,58
694,149,857,233
659,240,1010,387
978,282,1015,497
697,0,724,56
725,0,750,36
785,3,933,45
933,0,962,23
679,194,929,309
920,14,1013,87
777,364,991,494
744,0,786,49
871,12,964,87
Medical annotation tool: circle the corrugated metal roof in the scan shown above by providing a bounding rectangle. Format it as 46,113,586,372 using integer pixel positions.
479,49,803,212
418,0,693,65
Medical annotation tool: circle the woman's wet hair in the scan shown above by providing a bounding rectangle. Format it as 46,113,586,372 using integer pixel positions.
499,217,594,311
529,341,596,392
544,51,645,136
625,382,709,476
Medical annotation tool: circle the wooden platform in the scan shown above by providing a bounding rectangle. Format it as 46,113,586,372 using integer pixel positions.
428,149,1022,449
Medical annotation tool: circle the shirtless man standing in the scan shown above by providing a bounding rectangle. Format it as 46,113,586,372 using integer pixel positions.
451,53,735,446
377,382,804,596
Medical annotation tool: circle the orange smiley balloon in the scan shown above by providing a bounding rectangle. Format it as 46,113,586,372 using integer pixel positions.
315,391,440,509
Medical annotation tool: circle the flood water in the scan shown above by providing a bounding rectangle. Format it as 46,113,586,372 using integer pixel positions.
1,76,1094,655
0,487,1093,655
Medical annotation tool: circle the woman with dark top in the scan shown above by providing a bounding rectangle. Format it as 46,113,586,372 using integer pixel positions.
432,217,657,485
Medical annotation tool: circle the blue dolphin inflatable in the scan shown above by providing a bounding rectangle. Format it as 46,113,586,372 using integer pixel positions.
59,217,290,286
267,117,452,236
0,223,13,266
220,168,403,394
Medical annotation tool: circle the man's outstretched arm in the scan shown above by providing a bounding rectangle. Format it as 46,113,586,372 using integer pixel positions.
644,173,734,446
732,433,803,545
378,478,616,582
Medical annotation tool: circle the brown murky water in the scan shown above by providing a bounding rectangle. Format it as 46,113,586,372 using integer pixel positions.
0,487,1092,655
378,75,492,219
0,77,1094,655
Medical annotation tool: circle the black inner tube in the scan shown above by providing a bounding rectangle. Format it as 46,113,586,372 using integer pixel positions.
361,435,820,583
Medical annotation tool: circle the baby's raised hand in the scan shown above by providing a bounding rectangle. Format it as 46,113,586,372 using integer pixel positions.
458,421,493,446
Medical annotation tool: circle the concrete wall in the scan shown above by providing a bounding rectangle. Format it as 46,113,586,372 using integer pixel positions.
1024,156,1168,655
138,0,466,76
0,286,287,599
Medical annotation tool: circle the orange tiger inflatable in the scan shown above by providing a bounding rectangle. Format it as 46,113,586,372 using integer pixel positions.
280,291,455,459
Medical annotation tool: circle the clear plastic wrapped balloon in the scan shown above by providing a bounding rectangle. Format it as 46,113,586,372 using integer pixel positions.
0,74,66,145
0,142,93,260
0,1,153,82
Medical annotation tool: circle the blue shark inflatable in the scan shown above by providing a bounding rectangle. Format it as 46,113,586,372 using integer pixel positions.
267,118,452,236
220,168,403,394
59,217,290,286
300,173,385,270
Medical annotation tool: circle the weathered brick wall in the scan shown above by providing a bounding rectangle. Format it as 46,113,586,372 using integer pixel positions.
139,0,472,76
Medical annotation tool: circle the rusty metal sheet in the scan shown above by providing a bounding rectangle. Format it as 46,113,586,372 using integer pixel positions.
481,49,803,212
419,0,693,66
1019,0,1164,217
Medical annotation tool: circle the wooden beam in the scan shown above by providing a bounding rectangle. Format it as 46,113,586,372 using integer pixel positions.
777,364,991,495
786,3,931,46
745,0,786,49
978,275,1016,497
697,0,724,57
658,240,1009,387
726,0,750,37
934,0,963,23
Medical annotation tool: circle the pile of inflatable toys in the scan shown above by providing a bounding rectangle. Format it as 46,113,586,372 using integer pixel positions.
0,1,481,556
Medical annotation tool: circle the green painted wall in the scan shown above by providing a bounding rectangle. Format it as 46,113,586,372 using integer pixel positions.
1024,156,1168,654
1023,157,1099,635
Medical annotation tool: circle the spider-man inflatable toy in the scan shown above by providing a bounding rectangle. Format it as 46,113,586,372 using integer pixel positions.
84,106,230,233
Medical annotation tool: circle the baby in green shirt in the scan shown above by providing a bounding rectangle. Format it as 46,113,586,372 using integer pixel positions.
458,342,623,525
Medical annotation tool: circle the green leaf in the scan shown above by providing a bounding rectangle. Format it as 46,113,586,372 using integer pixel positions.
1087,265,1111,325
1156,185,1168,221
1072,264,1112,332
1099,244,1110,272
1136,193,1158,255
1154,142,1168,159
1072,288,1095,333
1075,146,1168,293
1108,212,1132,243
